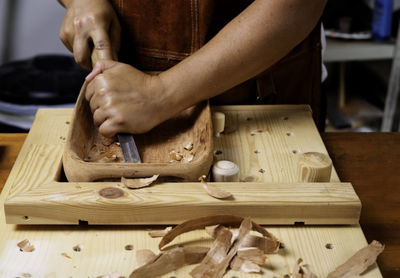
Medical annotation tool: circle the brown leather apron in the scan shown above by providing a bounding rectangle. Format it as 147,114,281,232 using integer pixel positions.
109,0,323,129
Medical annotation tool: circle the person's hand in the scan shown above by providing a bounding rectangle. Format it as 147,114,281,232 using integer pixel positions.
85,61,173,137
59,0,120,69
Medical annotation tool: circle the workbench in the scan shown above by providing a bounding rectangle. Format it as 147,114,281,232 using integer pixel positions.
0,110,398,277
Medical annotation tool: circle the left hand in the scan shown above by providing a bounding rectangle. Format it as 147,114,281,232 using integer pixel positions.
85,60,171,137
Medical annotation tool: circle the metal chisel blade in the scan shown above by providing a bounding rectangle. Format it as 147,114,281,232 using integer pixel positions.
117,133,141,163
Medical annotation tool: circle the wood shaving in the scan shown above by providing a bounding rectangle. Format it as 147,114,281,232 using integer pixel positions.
199,175,232,199
205,225,224,238
158,215,279,251
121,175,159,189
185,154,195,162
148,226,173,238
205,225,280,254
17,239,35,252
230,256,261,273
190,217,253,278
292,258,317,278
61,252,72,259
184,143,194,151
130,246,209,278
194,217,252,278
326,240,384,278
97,271,123,278
169,150,183,161
135,249,159,268
190,227,233,278
240,234,280,254
237,247,266,264
85,134,124,163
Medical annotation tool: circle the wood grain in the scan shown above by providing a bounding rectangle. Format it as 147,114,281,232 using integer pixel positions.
0,118,384,277
5,181,360,225
64,81,214,181
4,106,361,225
211,106,340,183
322,132,400,278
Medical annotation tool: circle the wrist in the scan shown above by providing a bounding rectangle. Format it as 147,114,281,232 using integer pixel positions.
158,69,199,117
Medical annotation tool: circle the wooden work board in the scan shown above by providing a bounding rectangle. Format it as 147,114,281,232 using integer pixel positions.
0,106,382,277
4,105,360,225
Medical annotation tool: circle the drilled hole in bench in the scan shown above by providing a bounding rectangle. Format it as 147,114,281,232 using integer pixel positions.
125,244,134,251
73,245,82,252
325,243,334,249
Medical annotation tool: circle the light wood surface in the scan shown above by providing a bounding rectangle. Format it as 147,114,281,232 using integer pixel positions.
0,116,383,277
297,152,332,182
4,106,361,225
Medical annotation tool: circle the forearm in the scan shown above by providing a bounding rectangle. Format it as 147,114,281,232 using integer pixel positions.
160,0,326,110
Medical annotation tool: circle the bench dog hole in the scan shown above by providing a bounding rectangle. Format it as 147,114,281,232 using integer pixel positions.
99,187,124,199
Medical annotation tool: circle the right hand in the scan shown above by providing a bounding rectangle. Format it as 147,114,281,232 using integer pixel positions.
59,0,121,69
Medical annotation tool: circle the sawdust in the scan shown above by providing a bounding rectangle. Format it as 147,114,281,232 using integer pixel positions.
84,133,124,163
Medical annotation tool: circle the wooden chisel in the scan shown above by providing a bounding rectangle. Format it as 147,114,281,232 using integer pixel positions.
90,50,142,163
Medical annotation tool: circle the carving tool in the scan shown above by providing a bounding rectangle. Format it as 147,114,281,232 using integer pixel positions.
90,50,142,163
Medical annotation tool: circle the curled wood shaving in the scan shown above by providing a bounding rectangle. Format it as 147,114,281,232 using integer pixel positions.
17,239,35,252
237,247,266,265
240,234,280,254
199,175,232,199
205,225,223,238
292,258,318,278
148,226,173,238
130,246,209,278
230,256,261,273
185,154,195,162
190,217,253,278
326,240,384,278
135,249,159,268
121,175,159,189
184,143,194,151
169,150,183,161
205,224,279,254
189,227,233,278
159,215,279,250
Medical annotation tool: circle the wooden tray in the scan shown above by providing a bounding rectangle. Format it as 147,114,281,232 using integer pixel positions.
63,84,214,182
3,105,361,225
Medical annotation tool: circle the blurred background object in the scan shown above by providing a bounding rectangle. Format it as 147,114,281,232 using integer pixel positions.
1,0,400,132
322,0,400,132
0,0,87,132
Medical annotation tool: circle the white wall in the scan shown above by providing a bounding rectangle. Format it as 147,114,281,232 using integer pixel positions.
0,0,70,64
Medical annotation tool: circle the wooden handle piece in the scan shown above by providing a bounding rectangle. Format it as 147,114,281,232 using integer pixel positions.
212,112,225,137
212,160,239,182
297,152,332,182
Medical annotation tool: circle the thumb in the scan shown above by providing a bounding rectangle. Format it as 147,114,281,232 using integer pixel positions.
85,60,118,82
